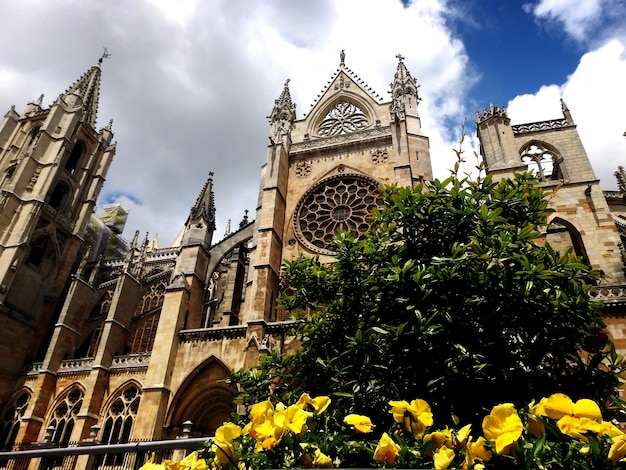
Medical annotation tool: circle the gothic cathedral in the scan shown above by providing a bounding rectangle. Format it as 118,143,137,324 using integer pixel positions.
0,53,624,450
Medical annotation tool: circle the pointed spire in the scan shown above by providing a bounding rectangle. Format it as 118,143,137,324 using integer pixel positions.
60,59,103,128
561,98,574,125
239,209,249,229
389,54,420,122
224,219,232,238
268,79,296,144
187,172,216,229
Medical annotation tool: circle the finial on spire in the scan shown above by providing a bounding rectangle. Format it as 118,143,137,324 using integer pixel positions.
560,98,574,125
340,49,345,66
99,47,111,64
396,53,405,62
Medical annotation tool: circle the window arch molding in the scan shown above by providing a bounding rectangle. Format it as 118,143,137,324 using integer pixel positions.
308,93,377,138
545,215,589,263
98,381,142,445
519,140,564,182
65,140,86,175
48,177,75,211
0,388,31,450
45,384,85,445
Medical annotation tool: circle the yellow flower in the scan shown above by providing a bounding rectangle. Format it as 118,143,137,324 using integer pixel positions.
374,432,401,465
543,393,602,422
249,400,275,423
254,417,284,451
609,433,626,463
163,456,208,470
300,444,333,468
139,463,165,470
598,420,624,438
296,393,331,414
463,436,492,469
215,423,242,442
279,404,311,435
344,414,375,433
542,394,603,440
433,445,455,470
389,399,433,438
211,423,241,466
482,403,523,455
424,428,453,454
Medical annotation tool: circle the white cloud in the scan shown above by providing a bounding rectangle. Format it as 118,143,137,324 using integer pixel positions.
526,0,626,47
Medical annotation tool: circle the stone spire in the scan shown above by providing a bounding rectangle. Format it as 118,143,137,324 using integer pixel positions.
561,98,574,125
268,79,296,144
389,54,420,122
187,172,216,231
59,58,104,128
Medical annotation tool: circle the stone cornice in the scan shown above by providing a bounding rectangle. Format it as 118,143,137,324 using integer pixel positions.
290,126,391,154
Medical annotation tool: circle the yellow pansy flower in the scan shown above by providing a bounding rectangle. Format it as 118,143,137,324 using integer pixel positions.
542,394,603,441
464,436,492,469
482,403,523,455
424,428,453,454
373,432,401,465
139,462,165,470
281,404,312,435
556,415,602,441
598,420,624,438
543,393,602,422
296,393,331,414
254,417,284,451
177,451,208,470
433,445,455,470
389,399,433,438
610,433,626,463
343,414,375,433
249,400,275,424
300,444,333,468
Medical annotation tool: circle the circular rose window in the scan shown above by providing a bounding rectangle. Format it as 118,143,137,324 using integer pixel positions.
294,174,380,254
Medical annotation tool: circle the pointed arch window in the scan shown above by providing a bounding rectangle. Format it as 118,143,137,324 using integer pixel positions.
27,126,41,149
26,236,50,267
65,141,84,175
520,142,563,182
48,388,83,446
99,385,141,466
49,181,70,210
0,391,30,451
101,385,141,446
317,101,369,136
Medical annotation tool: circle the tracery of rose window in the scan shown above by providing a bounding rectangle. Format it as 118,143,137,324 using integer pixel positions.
317,101,369,136
294,174,380,255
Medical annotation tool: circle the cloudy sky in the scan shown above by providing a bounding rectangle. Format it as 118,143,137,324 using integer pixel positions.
0,0,625,246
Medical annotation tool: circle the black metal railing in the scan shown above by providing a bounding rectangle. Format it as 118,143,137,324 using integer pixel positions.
0,436,210,470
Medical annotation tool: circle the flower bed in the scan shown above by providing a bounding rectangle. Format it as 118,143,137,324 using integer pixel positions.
140,392,626,469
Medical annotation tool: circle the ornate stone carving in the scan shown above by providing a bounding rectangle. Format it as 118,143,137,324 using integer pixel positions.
512,119,570,134
371,149,389,164
318,101,369,136
291,126,391,153
294,161,311,178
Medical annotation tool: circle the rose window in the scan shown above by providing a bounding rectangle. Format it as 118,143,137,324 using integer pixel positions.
317,101,369,136
294,174,380,254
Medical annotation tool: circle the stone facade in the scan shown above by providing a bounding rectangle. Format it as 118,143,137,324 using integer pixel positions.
0,53,624,457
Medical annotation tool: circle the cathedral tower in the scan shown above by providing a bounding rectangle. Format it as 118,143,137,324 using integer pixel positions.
476,101,624,282
242,52,433,324
0,58,116,400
